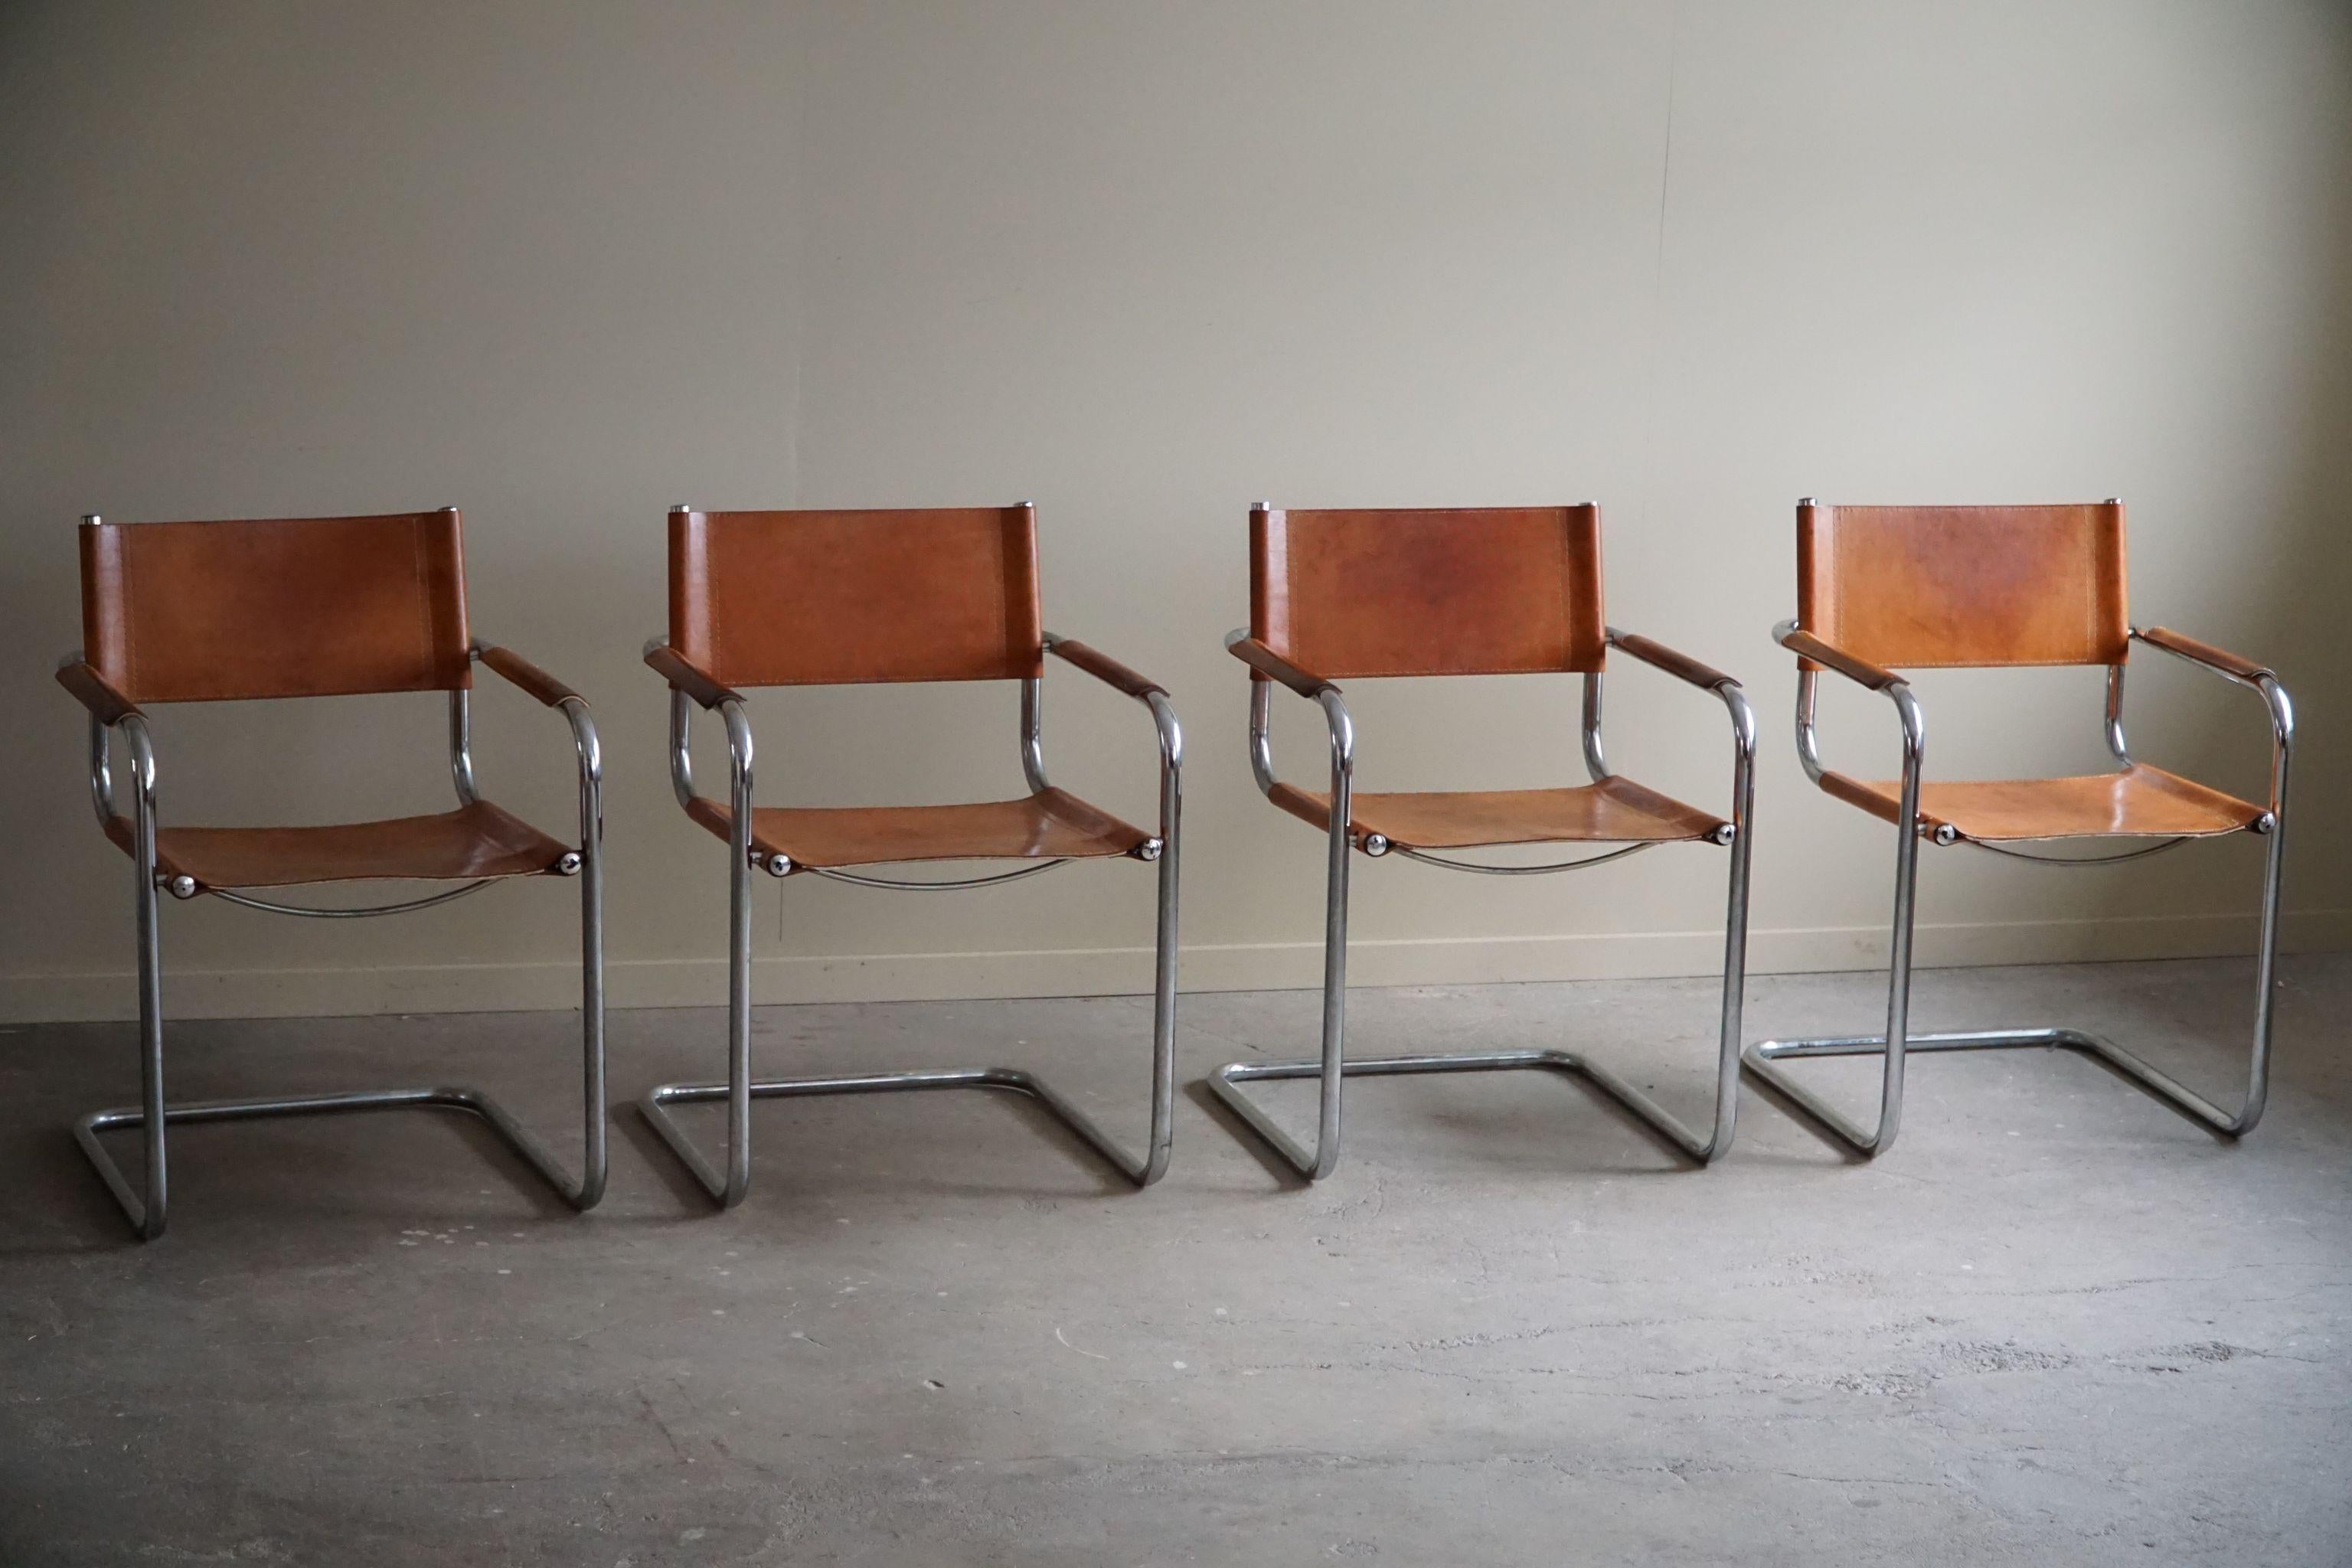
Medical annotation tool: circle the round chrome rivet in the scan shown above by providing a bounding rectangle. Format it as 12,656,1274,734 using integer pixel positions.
1135,838,1164,862
556,851,583,877
2252,812,2276,835
1362,833,1391,857
1712,823,1738,845
167,874,198,900
766,854,793,877
1934,824,1960,845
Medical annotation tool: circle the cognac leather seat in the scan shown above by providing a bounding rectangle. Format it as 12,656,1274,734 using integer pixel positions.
101,799,574,891
684,788,1149,870
1820,764,2265,844
1267,778,1725,851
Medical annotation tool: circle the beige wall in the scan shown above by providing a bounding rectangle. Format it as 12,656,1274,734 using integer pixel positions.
4,0,2347,1022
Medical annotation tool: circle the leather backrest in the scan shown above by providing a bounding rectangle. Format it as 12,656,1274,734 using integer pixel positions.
1797,501,2129,669
1250,505,1606,678
79,508,472,703
669,505,1044,686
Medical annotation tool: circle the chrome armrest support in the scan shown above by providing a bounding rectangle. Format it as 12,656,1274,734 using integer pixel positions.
2104,665,2132,766
1608,627,1756,843
648,635,748,815
660,655,758,828
1227,628,1353,803
720,697,755,783
1043,632,1182,851
88,712,117,827
561,697,602,849
1580,671,1607,782
60,649,155,830
717,695,764,874
448,689,479,804
1044,635,1181,760
668,688,697,809
1019,676,1050,793
2129,626,2294,818
1609,627,1753,727
1793,669,1825,783
468,643,602,868
116,711,157,823
1776,619,1929,821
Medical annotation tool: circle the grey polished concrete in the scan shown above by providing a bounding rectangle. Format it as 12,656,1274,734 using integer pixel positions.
2,955,2348,1565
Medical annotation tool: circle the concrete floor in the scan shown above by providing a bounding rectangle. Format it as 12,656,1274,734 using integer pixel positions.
2,956,2347,1566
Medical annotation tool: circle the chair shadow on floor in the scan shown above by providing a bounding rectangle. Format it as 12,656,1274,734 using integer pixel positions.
1187,1062,1713,1188
0,1096,583,1253
616,1078,1138,1213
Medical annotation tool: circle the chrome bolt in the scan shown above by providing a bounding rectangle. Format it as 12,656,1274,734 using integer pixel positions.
1362,833,1391,857
166,874,198,900
555,851,583,877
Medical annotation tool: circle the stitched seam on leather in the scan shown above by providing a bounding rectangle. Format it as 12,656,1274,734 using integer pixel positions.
1557,513,1573,670
703,521,728,681
117,529,139,698
2080,515,2096,665
1812,514,1836,652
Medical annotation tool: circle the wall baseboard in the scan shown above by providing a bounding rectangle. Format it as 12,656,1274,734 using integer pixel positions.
2,909,2344,1024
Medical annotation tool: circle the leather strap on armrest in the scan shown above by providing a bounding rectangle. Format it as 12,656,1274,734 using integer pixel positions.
476,644,580,707
1226,635,1334,698
1046,635,1163,699
1780,627,1903,691
645,644,741,710
1610,629,1736,689
2137,626,2272,681
57,660,141,725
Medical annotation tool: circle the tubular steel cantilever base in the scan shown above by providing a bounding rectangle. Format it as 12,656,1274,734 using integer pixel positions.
641,1066,1167,1206
1741,1029,2250,1157
1209,1048,1728,1180
75,1085,605,1237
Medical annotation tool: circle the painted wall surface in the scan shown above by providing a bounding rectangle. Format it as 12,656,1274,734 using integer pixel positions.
4,1,2347,1021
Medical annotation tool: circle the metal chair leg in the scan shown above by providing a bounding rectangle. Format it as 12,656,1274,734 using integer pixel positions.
1207,764,1351,1178
77,760,610,1239
1210,777,1756,1178
568,755,611,1209
640,737,1182,1206
1743,810,2288,1155
77,1080,610,1237
121,772,167,1240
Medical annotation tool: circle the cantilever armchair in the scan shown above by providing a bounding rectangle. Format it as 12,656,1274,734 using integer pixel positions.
56,508,606,1240
642,503,1181,1207
1746,499,2293,1156
1213,505,1757,1179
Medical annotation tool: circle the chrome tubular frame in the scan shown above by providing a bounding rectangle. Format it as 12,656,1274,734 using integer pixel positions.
641,632,1181,1207
1391,841,1655,875
1743,618,2293,1157
65,642,607,1240
1208,625,1756,1180
449,688,481,803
